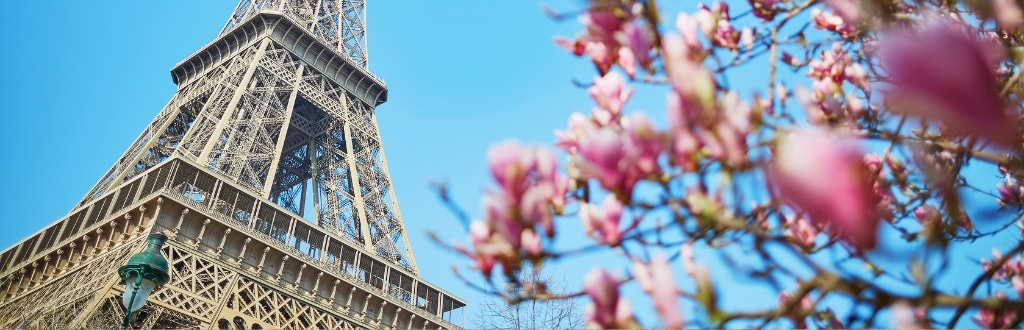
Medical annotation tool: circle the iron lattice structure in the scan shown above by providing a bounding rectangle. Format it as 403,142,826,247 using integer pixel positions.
0,1,465,329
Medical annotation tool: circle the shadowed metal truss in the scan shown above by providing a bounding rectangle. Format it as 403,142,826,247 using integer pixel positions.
76,0,416,273
223,0,369,68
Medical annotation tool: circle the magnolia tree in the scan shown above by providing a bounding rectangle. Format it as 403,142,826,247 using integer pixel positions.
441,0,1024,328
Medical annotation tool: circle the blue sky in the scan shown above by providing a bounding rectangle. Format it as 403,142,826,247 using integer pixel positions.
0,1,1019,328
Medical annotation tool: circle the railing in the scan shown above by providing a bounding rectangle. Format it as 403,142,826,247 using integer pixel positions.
155,159,462,328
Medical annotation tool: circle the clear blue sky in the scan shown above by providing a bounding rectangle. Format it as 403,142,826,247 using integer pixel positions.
0,1,1016,328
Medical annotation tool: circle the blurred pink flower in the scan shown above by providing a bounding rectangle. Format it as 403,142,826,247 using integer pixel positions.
577,127,638,194
667,90,751,168
741,27,754,49
981,247,1024,282
554,112,592,152
553,36,585,56
583,268,638,328
584,41,615,74
617,47,637,78
997,178,1024,206
811,9,858,38
580,10,622,42
488,141,534,197
991,0,1023,32
621,113,665,176
589,72,634,118
914,205,940,223
772,129,881,250
693,2,740,49
617,21,654,75
824,0,860,23
787,216,819,251
581,195,629,246
713,20,741,50
663,35,716,109
882,23,1020,147
467,141,571,278
675,13,701,48
520,229,542,256
458,220,511,278
633,256,685,328
973,291,1016,328
782,51,800,66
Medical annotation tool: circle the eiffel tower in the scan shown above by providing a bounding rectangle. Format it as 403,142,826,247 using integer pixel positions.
0,1,465,328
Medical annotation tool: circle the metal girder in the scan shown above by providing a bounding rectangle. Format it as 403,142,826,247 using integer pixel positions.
75,3,417,274
222,0,368,69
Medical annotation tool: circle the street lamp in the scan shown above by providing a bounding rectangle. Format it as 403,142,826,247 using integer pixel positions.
118,232,171,330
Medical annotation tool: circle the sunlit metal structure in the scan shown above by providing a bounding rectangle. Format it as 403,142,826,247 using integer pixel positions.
0,1,465,328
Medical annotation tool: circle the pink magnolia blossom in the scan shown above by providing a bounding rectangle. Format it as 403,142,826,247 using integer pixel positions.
584,41,616,74
717,92,753,165
621,113,665,176
667,90,752,168
465,141,571,278
675,13,701,48
694,3,741,49
583,269,639,328
633,256,685,328
811,9,859,39
577,127,640,194
662,35,716,109
520,229,542,256
787,216,820,251
617,47,637,78
580,10,622,42
581,195,631,246
573,116,664,195
488,142,528,194
771,129,881,250
981,247,1024,282
554,112,592,152
553,36,585,56
617,21,654,76
914,205,940,223
457,220,512,278
824,0,860,23
800,44,868,125
991,0,1023,32
554,8,647,76
589,72,634,118
741,27,754,49
713,20,741,50
973,291,1017,328
997,178,1024,206
781,51,800,66
882,23,1020,147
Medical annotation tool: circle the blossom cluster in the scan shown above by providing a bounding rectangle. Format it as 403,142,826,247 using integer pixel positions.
454,0,1024,328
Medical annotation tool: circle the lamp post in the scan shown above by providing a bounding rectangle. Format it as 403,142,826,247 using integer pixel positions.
118,232,171,330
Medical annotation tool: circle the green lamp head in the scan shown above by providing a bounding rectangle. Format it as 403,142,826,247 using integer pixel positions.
118,232,171,313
